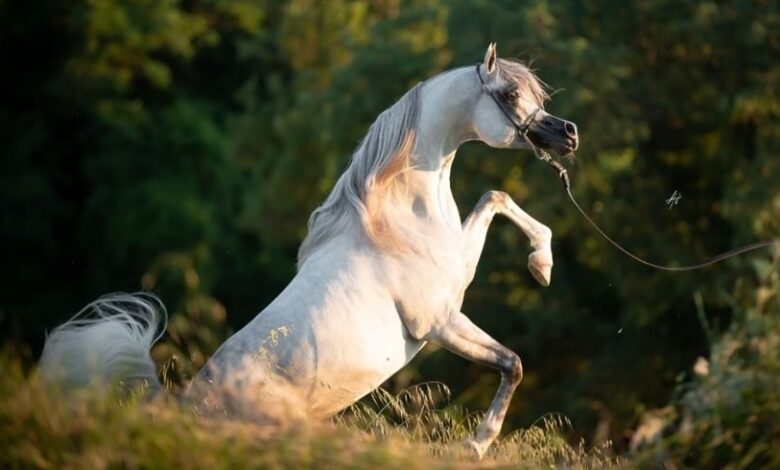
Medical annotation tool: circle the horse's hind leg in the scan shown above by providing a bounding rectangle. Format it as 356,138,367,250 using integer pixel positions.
462,190,553,286
429,312,522,459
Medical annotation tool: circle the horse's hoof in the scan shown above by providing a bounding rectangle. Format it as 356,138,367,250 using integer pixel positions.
528,250,553,287
460,439,485,460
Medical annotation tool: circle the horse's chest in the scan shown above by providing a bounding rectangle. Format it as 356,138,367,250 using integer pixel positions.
386,235,468,338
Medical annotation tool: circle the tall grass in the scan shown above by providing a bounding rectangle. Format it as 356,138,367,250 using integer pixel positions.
0,352,623,469
338,382,621,468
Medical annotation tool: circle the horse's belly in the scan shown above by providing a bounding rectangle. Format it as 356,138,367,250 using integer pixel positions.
305,303,426,416
190,276,426,418
284,292,425,415
189,239,468,418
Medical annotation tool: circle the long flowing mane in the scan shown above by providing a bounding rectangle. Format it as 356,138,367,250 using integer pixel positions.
297,59,546,268
297,83,422,267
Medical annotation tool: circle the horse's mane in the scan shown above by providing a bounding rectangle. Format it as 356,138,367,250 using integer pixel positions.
297,83,422,267
296,59,546,268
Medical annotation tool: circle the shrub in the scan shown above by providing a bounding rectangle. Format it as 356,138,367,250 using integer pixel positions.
638,249,780,469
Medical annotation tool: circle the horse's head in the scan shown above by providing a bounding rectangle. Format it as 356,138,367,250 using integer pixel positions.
472,43,578,157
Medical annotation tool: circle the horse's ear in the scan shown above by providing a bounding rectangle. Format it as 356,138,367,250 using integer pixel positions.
484,43,498,75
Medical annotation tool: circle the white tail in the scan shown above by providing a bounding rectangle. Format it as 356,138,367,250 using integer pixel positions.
39,293,167,393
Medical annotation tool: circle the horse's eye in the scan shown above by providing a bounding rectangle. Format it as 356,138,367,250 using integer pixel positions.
506,90,520,102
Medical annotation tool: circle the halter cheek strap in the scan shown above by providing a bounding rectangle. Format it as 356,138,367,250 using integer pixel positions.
475,63,540,137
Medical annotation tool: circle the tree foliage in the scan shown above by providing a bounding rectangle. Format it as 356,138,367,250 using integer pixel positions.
1,0,778,454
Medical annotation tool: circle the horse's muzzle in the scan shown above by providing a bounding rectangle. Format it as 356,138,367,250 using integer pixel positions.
527,113,578,156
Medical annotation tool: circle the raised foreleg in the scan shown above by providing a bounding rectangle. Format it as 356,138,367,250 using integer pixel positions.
429,312,523,458
461,190,553,286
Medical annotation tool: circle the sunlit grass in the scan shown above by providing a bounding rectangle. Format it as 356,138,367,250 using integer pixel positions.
338,382,622,468
0,352,624,469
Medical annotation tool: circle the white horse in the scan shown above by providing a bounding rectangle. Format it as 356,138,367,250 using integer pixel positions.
41,43,578,458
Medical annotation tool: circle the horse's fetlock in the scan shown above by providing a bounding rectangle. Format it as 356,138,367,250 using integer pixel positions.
532,225,552,250
538,225,552,243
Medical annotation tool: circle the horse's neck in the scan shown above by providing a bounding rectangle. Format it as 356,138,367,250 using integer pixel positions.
399,153,459,231
403,67,477,229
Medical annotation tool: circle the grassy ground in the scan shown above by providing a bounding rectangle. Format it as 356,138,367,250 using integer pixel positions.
0,352,623,469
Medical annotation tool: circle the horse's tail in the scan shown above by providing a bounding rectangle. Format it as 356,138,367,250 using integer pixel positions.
39,293,166,394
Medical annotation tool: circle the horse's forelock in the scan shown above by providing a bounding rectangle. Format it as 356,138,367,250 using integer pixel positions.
497,58,549,108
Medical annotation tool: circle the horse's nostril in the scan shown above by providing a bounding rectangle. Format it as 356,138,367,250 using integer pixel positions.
564,121,577,138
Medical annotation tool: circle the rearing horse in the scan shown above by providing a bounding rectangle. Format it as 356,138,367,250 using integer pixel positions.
41,44,578,458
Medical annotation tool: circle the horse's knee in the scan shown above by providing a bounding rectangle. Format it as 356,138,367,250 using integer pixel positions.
479,190,509,209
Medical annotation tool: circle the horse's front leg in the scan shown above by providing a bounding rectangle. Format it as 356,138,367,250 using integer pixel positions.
462,190,553,286
428,312,522,459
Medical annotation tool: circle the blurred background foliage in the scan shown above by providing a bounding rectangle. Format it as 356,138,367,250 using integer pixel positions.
1,0,779,461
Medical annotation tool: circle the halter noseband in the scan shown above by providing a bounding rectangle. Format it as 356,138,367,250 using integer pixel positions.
475,63,540,138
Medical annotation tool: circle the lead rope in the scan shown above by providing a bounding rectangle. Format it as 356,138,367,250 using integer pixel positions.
538,151,776,271
476,62,776,269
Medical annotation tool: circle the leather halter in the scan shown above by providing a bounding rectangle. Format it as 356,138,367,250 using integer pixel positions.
475,63,540,137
